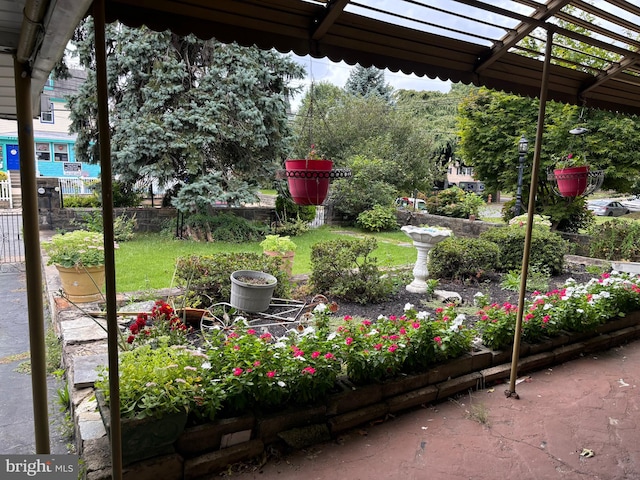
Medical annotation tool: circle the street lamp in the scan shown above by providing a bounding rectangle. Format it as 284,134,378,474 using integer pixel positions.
514,135,529,216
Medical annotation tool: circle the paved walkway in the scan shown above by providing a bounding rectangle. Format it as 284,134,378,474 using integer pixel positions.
0,267,69,455
228,341,640,480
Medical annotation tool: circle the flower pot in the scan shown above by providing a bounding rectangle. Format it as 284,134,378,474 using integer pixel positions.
553,166,590,197
55,265,105,303
263,250,295,276
95,390,187,466
230,270,278,313
285,159,333,205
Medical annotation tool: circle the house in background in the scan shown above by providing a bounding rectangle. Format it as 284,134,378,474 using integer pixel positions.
446,160,486,195
0,69,99,208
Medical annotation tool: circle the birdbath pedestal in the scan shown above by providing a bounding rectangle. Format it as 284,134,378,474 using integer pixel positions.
401,225,452,293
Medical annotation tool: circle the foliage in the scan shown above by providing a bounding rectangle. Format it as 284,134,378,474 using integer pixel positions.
275,194,316,223
587,219,640,261
330,155,397,224
356,205,399,232
427,236,499,281
74,211,137,242
478,272,640,350
291,91,436,195
508,213,552,229
553,152,589,169
63,195,100,208
125,300,193,349
43,230,108,268
334,303,473,384
91,180,143,208
174,253,292,307
260,235,297,254
183,213,267,243
541,196,594,233
95,344,218,419
0,171,7,181
480,225,568,275
344,65,393,102
310,238,394,304
203,323,342,413
456,87,640,229
68,20,305,215
424,186,484,218
499,268,550,293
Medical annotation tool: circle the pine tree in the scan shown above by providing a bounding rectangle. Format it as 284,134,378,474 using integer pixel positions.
68,19,304,213
344,65,393,101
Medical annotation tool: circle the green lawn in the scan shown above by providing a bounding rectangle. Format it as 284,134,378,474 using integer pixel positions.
115,226,416,293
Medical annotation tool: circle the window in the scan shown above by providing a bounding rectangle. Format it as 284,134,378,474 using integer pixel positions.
35,143,51,161
0,146,3,169
53,144,69,162
40,102,54,124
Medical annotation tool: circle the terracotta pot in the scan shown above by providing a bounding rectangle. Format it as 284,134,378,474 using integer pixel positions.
285,159,333,205
263,250,295,276
175,307,208,328
55,265,105,303
554,166,589,197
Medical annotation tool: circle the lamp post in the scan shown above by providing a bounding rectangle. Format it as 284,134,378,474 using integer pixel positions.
514,135,529,216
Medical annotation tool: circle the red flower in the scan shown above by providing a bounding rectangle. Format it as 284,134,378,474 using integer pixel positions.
127,335,135,344
302,366,316,375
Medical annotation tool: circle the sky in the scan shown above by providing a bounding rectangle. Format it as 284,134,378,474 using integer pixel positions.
288,54,452,112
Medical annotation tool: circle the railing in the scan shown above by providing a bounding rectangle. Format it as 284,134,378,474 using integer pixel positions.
58,177,96,195
0,178,12,209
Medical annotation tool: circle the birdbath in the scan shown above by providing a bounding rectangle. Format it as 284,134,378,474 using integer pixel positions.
401,225,452,293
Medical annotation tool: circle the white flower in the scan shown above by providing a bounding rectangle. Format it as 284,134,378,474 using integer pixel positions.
449,314,465,331
201,362,211,370
277,381,286,388
404,303,414,312
416,311,430,320
474,292,485,298
314,303,327,313
327,332,338,341
378,314,387,321
577,308,584,314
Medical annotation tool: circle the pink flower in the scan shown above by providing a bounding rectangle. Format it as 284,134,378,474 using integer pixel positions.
311,351,321,359
374,343,383,351
434,336,442,346
346,337,353,346
260,332,272,341
525,313,534,321
266,371,276,378
388,344,398,352
233,345,240,351
302,366,316,375
246,329,257,335
233,368,243,376
362,320,372,326
343,315,353,321
389,315,397,321
324,352,335,360
253,361,261,367
542,315,550,324
293,349,305,357
412,322,421,329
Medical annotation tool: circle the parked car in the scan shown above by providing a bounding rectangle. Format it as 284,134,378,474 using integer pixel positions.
587,200,630,217
395,197,427,211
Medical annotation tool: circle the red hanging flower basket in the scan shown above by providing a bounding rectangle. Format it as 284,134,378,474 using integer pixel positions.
553,166,590,197
285,159,334,205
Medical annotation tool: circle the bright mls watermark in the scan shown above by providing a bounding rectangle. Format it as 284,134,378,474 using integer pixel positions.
1,455,79,479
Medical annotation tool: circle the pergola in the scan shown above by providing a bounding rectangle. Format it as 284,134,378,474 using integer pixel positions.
2,1,640,477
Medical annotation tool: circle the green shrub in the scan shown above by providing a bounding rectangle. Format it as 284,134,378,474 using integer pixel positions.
174,252,292,308
74,211,137,242
356,205,399,232
63,194,100,208
424,186,484,219
500,268,550,293
183,213,267,243
427,237,499,281
275,194,316,223
480,225,568,275
310,238,394,304
587,219,640,261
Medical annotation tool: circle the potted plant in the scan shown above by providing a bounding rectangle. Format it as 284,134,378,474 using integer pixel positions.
285,144,334,205
260,235,297,276
43,230,108,303
553,153,590,197
230,270,278,313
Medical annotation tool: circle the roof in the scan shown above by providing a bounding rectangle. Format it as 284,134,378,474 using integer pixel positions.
2,1,640,120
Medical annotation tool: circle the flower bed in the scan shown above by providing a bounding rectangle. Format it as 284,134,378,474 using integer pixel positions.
91,272,640,477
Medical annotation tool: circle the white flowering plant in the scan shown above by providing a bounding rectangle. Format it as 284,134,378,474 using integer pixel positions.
477,272,640,350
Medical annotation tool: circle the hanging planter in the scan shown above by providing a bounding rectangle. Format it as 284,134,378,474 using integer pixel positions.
553,165,590,197
284,158,334,205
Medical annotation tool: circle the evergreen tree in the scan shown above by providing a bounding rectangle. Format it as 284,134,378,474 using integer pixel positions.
344,65,393,101
67,19,305,213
